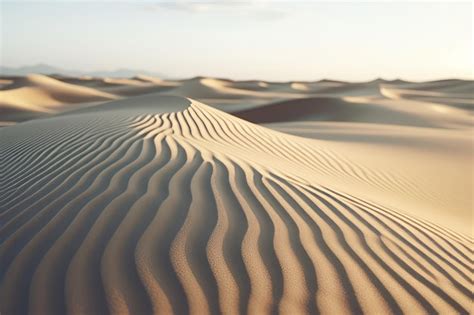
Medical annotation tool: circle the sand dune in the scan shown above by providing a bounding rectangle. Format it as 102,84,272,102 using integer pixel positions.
1,93,472,315
0,74,117,124
53,75,180,97
163,77,269,99
233,95,472,129
0,75,472,315
3,73,470,124
380,84,474,109
229,80,269,91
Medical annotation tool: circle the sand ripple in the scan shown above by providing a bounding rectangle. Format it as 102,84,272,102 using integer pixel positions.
0,96,472,314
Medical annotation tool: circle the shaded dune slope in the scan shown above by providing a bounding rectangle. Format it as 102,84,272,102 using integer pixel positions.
0,96,471,315
232,96,472,128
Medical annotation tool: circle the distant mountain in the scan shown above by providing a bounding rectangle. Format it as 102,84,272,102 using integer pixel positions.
0,64,166,78
0,64,78,76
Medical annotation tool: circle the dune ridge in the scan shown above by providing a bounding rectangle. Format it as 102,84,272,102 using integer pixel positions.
0,96,472,315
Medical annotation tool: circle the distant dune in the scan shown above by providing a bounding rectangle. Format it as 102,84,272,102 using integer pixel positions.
0,74,472,314
0,74,117,124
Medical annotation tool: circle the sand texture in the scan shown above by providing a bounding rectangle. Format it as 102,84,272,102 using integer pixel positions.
0,75,472,315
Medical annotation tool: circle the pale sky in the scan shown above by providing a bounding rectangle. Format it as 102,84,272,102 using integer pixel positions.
1,1,472,81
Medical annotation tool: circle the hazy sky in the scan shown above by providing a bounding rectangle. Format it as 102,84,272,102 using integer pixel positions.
1,1,472,81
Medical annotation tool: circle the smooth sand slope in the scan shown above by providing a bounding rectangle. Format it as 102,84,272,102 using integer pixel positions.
0,76,473,315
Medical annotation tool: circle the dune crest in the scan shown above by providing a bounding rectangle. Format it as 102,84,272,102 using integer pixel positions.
1,96,471,315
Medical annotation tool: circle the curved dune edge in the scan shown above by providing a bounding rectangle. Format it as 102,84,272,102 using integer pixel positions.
0,96,472,315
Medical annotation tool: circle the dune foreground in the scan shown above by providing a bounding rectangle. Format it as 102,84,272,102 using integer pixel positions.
0,76,473,315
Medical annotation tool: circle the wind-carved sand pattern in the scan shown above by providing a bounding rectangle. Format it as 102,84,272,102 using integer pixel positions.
0,94,472,315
